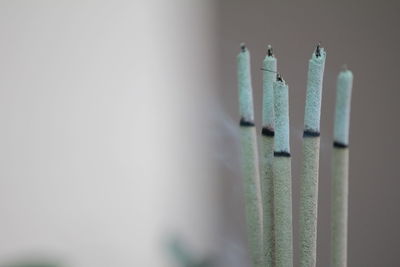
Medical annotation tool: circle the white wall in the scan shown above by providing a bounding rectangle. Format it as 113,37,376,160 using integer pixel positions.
0,1,222,266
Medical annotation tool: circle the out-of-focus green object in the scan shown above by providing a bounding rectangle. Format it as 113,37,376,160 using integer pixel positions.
168,238,214,267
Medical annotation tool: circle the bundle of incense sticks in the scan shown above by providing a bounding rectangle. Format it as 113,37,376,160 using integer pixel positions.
236,44,353,267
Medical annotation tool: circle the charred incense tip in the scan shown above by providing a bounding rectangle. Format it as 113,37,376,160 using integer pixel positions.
315,42,322,58
240,43,246,52
267,45,273,57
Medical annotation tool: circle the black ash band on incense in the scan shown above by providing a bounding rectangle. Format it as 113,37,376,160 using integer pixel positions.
274,151,291,157
240,118,255,127
261,127,275,137
333,141,348,149
303,130,321,137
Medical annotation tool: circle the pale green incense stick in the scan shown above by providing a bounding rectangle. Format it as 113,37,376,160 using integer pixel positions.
299,44,326,267
237,43,263,267
260,45,277,267
273,75,293,267
331,68,353,267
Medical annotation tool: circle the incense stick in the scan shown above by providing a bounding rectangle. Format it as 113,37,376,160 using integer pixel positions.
299,44,326,267
237,43,263,267
273,75,293,267
331,68,353,267
260,45,277,267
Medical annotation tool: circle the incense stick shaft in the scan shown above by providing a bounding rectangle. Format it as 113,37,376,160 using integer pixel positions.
237,45,263,266
331,68,353,267
331,147,349,267
273,79,293,267
240,126,263,267
261,136,274,266
299,48,326,267
273,156,293,267
299,137,320,267
261,49,277,267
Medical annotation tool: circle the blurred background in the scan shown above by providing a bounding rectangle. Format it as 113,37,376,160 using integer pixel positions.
0,0,399,266
217,1,400,266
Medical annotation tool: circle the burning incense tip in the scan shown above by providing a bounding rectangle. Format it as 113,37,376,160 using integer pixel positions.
240,43,246,52
267,45,273,57
315,43,322,57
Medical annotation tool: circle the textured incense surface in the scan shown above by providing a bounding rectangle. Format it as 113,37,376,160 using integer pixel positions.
299,137,320,267
331,147,349,267
334,69,353,146
273,79,290,154
260,135,275,267
273,156,293,267
331,69,352,267
299,47,326,267
262,53,277,129
237,45,254,123
304,48,326,133
240,126,263,267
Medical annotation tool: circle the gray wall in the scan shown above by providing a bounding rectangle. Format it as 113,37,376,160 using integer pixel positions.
217,0,400,266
